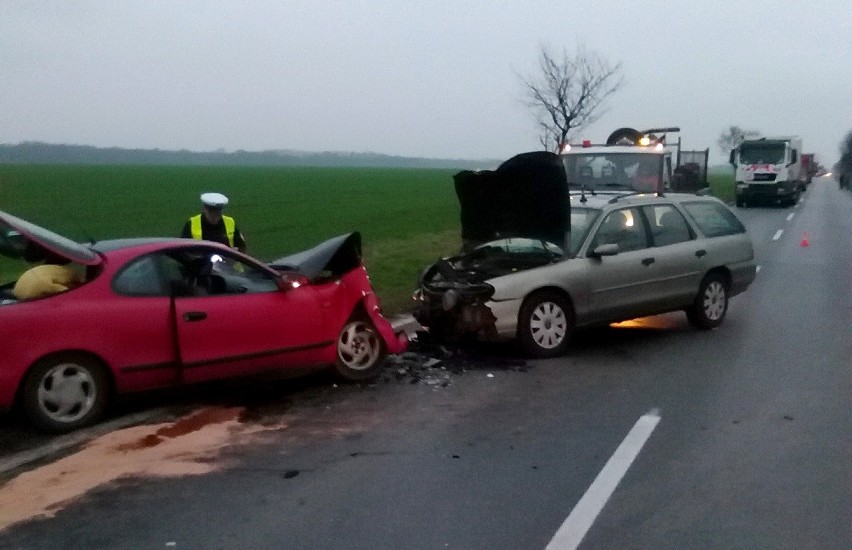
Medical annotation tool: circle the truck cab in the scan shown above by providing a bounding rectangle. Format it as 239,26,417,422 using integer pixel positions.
731,137,804,207
561,143,672,194
559,127,709,196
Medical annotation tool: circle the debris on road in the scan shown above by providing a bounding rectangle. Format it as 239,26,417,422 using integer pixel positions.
382,332,528,387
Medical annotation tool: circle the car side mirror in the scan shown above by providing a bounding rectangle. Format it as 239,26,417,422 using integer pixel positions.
788,150,797,166
276,270,308,291
590,243,620,258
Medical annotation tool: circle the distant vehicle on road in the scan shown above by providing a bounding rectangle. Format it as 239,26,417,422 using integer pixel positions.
414,152,757,358
731,136,806,207
0,210,408,433
800,153,817,184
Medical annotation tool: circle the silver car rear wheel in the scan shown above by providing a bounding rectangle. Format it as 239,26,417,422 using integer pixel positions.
687,273,729,329
519,291,573,358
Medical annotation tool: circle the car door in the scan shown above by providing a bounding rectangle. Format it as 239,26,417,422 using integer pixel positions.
583,206,661,322
97,253,180,392
641,203,707,308
163,248,327,383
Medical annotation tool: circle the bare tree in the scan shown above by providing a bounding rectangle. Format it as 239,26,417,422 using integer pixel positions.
521,45,623,151
838,130,852,172
717,126,760,156
838,130,852,189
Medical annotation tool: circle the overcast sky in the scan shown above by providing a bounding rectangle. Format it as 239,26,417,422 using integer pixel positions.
2,1,850,165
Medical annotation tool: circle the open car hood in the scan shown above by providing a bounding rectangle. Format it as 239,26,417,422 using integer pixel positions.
268,232,362,281
454,151,569,245
0,210,101,266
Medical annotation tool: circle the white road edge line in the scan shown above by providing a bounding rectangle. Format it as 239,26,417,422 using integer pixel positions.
786,213,795,222
756,265,761,273
772,229,784,241
545,409,661,550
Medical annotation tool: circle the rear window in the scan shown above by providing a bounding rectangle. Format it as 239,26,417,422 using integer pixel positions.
682,201,746,237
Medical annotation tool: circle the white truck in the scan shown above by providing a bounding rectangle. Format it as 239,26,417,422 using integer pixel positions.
730,137,805,207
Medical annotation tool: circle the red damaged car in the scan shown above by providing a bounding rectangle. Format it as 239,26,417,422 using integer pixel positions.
0,210,407,432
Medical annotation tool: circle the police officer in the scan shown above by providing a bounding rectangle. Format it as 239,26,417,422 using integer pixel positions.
180,192,247,252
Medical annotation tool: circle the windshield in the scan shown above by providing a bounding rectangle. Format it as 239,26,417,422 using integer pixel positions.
563,152,663,193
568,207,600,255
739,144,785,165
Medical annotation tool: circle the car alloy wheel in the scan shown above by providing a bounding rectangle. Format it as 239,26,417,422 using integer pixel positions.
687,273,728,329
335,318,386,381
519,291,573,358
22,354,109,433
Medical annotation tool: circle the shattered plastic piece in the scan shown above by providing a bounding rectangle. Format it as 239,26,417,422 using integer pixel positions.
424,358,443,368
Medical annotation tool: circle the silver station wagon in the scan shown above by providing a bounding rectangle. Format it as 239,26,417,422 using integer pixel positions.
414,151,757,357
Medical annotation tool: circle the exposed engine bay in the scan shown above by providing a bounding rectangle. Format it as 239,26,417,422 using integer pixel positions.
416,238,563,341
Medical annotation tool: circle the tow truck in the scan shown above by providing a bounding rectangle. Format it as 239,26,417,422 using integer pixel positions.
559,127,709,195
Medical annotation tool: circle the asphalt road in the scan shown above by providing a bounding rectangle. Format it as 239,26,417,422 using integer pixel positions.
1,178,850,549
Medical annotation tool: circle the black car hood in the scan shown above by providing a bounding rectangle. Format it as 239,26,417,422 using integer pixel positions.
268,232,362,281
0,210,101,266
454,151,569,245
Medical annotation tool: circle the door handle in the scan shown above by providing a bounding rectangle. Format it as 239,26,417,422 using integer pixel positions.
183,311,207,322
695,249,707,258
641,257,655,266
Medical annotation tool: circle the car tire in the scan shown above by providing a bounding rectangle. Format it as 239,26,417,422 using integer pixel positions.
334,317,386,382
21,353,110,433
687,273,729,329
735,197,745,208
518,291,573,358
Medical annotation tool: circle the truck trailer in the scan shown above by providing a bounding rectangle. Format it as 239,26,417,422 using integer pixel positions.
800,153,816,184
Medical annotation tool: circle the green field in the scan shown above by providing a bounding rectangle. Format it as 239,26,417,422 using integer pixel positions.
707,171,735,203
0,164,736,313
0,165,464,313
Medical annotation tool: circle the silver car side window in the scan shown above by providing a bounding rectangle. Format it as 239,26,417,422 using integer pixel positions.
591,208,649,252
643,205,693,246
682,201,746,237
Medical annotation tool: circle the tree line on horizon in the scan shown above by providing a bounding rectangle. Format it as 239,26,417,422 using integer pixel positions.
0,142,494,170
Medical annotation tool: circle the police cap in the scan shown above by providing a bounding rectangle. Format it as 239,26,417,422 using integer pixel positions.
201,192,229,209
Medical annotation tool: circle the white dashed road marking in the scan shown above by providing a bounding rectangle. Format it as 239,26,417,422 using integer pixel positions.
786,213,795,222
545,409,661,550
772,230,784,241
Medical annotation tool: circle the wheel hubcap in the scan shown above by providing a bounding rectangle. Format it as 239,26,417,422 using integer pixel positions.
530,301,567,349
703,282,727,320
38,363,96,423
338,322,380,371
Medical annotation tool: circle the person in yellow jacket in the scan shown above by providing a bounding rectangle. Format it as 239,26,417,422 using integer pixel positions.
180,192,246,252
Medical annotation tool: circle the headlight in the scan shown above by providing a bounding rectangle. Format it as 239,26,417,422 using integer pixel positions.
442,289,459,311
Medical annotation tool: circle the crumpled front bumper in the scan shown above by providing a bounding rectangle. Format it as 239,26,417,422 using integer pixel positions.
363,292,410,354
413,288,499,341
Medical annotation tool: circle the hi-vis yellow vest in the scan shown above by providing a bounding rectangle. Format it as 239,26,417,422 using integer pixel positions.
189,214,236,247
